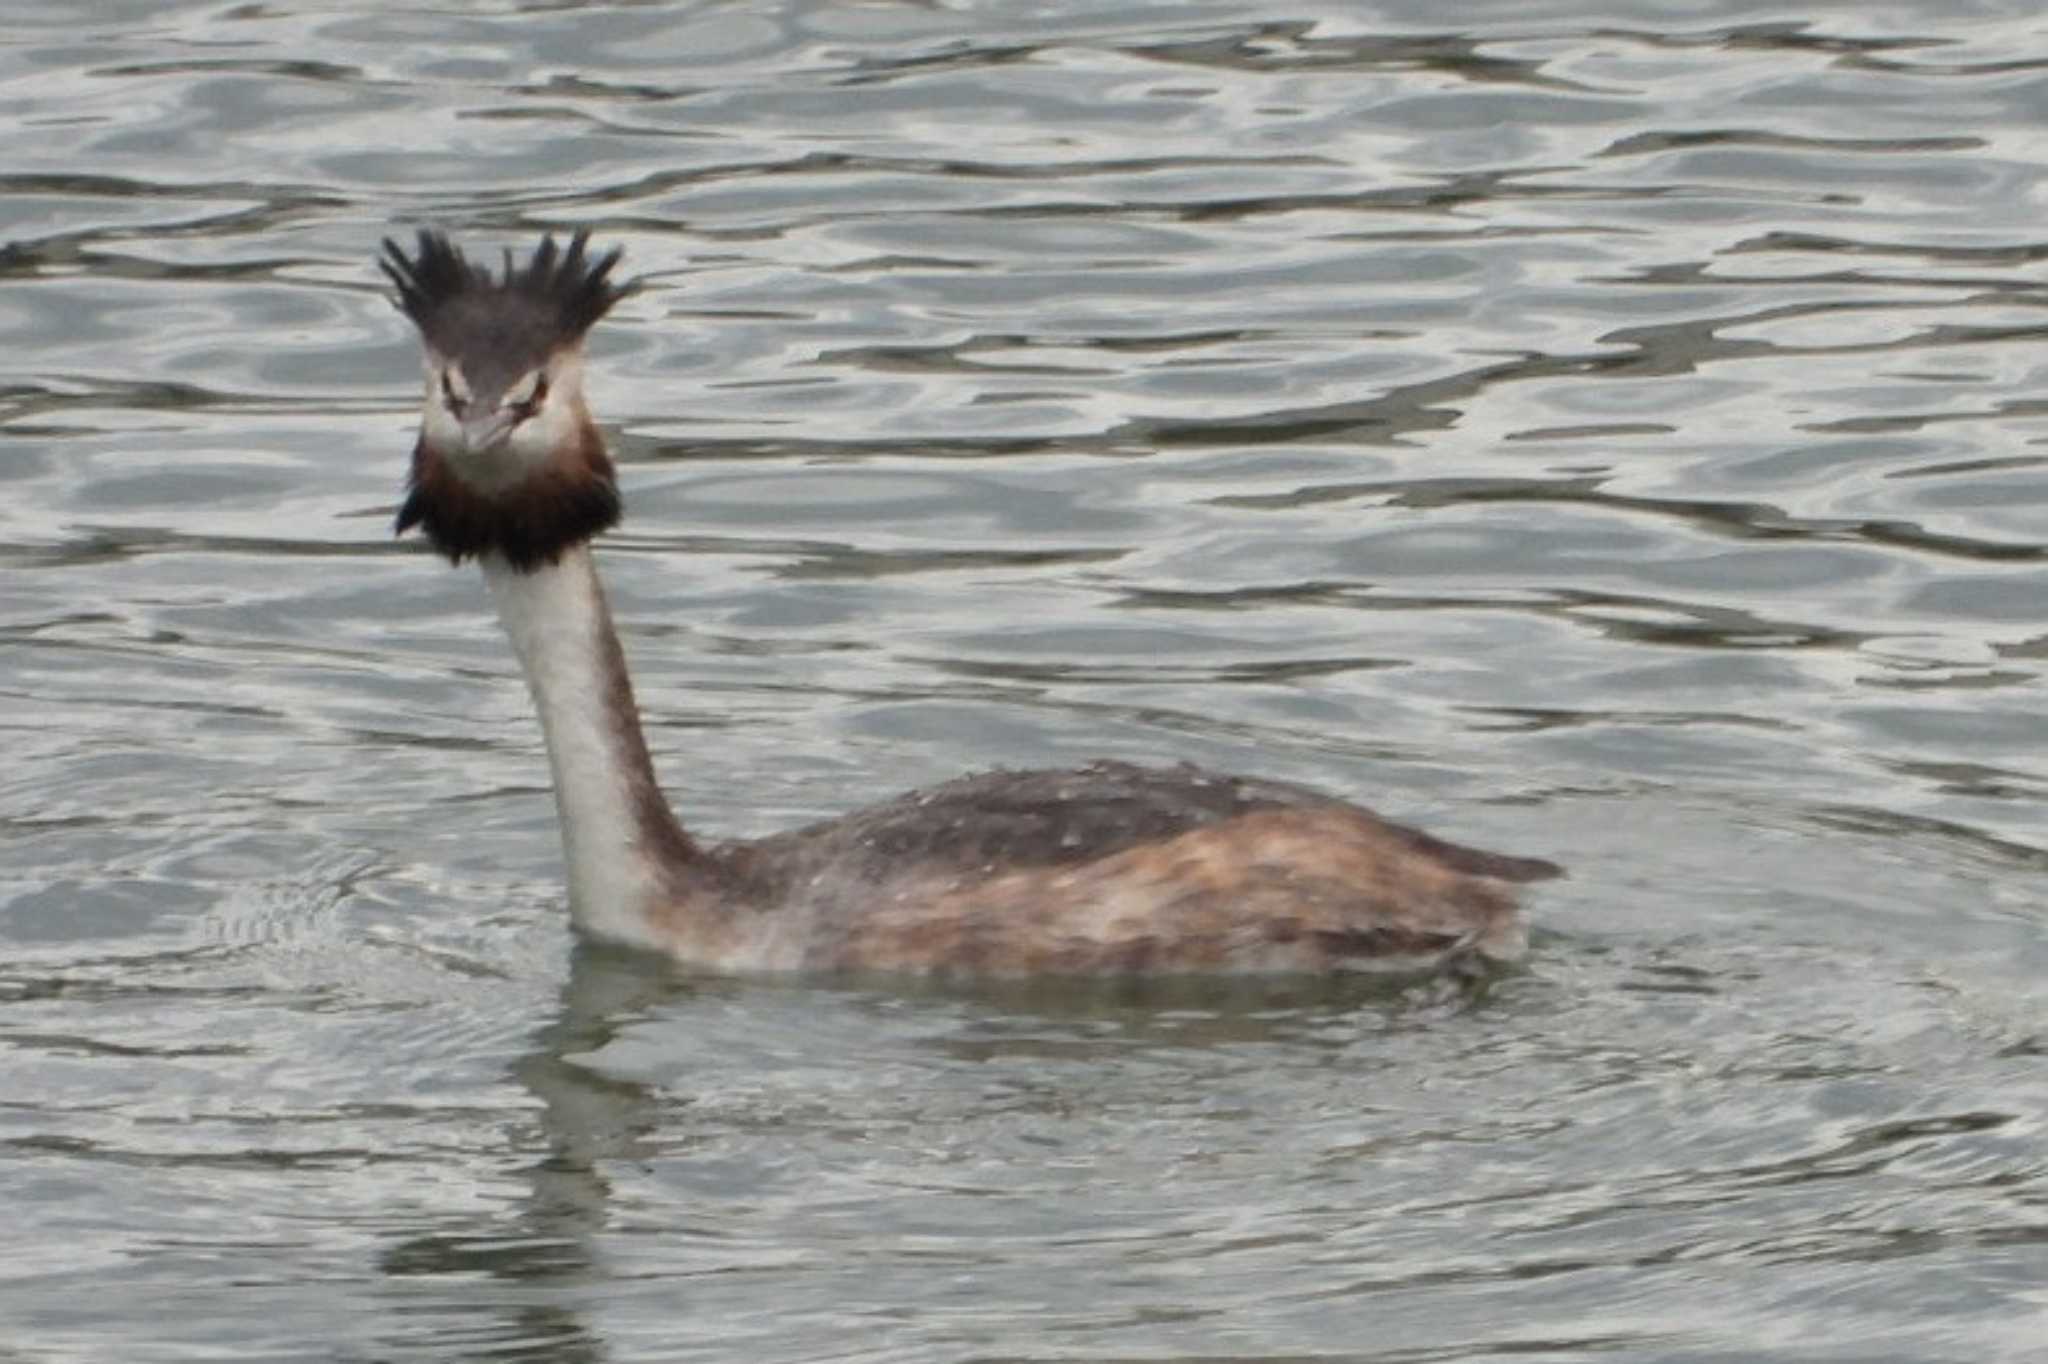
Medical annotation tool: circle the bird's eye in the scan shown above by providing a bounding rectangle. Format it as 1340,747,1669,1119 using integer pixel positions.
440,372,468,417
509,375,550,423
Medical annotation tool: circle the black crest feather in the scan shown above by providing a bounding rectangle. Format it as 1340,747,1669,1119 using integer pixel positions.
379,227,630,356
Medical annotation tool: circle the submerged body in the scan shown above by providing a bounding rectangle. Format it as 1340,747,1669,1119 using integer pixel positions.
384,230,1561,978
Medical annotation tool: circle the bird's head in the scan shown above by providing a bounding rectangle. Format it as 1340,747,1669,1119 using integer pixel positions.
381,229,631,570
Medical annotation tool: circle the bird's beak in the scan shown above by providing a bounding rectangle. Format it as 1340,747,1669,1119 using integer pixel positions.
461,407,518,453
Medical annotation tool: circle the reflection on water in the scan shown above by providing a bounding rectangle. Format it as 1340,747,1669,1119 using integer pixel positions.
375,948,668,1363
2,1,2046,1360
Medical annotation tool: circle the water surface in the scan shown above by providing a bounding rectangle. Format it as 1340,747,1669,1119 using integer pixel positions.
1,2,2045,1360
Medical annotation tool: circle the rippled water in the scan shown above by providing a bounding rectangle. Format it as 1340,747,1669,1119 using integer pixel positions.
3,1,2045,1359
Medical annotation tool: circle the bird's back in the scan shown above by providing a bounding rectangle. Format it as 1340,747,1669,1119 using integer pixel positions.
679,761,1560,977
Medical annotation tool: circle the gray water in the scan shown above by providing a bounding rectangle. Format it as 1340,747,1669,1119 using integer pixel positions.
2,1,2045,1360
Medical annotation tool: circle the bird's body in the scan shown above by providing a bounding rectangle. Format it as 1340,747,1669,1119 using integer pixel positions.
382,230,1560,979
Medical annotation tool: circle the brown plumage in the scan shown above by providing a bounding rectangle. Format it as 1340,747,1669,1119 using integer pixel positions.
696,762,1554,976
396,416,620,571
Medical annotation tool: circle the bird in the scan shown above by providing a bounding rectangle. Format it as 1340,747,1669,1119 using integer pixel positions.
379,228,1562,978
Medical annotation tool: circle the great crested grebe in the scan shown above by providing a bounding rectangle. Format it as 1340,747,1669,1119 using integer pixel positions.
381,229,1561,977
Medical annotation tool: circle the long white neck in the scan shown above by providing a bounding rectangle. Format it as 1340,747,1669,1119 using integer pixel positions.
481,546,699,950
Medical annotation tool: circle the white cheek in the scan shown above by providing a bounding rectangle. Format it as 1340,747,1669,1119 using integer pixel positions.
415,350,585,489
419,359,471,464
503,409,565,471
422,398,463,452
